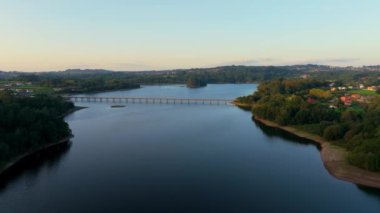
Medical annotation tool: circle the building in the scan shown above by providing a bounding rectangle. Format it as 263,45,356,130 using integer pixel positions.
340,96,352,106
351,93,361,100
367,86,377,91
338,86,347,91
307,97,316,104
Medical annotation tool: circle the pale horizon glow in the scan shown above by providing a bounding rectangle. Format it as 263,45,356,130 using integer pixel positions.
1,0,379,72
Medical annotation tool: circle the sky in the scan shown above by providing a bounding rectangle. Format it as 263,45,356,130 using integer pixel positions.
0,0,379,71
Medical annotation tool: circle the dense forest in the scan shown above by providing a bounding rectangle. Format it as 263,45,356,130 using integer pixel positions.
41,76,140,93
0,91,74,169
237,79,380,171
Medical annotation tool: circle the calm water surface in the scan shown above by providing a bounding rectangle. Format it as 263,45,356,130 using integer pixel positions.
1,84,380,213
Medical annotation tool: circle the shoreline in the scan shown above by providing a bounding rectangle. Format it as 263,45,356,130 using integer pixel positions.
60,106,87,118
232,101,253,109
253,116,380,189
0,137,71,176
62,85,141,96
0,106,85,176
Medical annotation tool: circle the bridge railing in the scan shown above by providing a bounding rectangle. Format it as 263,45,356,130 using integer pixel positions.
66,96,234,105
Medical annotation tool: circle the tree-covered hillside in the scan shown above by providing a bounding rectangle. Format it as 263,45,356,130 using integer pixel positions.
0,92,74,169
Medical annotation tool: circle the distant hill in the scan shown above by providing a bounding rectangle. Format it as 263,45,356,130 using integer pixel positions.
1,65,380,75
60,69,114,75
0,65,379,81
0,71,19,79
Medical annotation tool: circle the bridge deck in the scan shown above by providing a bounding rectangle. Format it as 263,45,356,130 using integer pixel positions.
67,96,234,105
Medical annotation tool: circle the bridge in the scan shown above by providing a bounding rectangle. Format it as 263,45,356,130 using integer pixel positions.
67,96,234,105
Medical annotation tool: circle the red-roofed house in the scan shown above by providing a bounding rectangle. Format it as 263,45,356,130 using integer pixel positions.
307,97,316,104
340,96,352,106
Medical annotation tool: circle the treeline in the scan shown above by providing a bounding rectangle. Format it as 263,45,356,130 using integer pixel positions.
12,66,305,92
4,65,380,91
309,70,380,86
186,77,207,88
239,79,380,171
131,66,304,84
8,65,380,94
38,76,140,93
0,92,74,168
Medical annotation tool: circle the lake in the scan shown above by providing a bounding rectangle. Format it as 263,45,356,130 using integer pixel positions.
0,84,380,213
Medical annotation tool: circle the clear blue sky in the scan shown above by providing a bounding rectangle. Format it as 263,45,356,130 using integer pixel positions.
0,0,379,71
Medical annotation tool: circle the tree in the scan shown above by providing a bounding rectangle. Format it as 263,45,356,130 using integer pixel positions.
0,94,74,168
323,124,345,140
309,88,331,99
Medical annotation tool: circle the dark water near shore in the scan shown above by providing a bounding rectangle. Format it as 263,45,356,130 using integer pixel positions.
1,84,380,213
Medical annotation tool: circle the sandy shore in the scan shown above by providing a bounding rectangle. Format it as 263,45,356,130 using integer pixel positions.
253,116,380,189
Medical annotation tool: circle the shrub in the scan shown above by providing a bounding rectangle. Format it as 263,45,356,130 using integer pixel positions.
323,124,345,140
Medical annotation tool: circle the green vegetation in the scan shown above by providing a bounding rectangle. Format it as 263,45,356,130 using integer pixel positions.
0,91,74,170
308,69,380,85
16,85,54,94
237,79,380,171
294,123,321,135
39,76,140,93
186,77,207,88
350,89,379,96
309,88,331,99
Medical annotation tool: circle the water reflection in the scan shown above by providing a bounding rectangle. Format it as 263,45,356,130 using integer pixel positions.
252,117,321,149
357,185,380,199
252,116,380,197
0,142,72,192
2,84,380,212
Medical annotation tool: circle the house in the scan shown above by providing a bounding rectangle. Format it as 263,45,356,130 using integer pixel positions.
307,97,316,104
367,86,377,91
338,86,347,91
351,93,361,100
340,96,352,106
